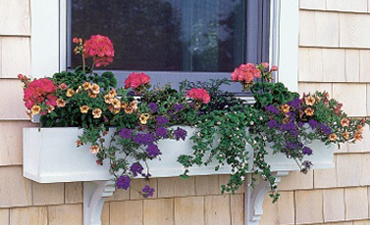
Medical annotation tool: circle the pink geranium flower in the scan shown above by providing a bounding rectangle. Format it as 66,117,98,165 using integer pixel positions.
124,72,150,89
83,35,114,67
186,88,210,104
23,78,57,109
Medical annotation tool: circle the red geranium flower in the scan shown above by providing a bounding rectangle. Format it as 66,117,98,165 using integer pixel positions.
124,72,150,89
83,35,114,67
186,88,210,104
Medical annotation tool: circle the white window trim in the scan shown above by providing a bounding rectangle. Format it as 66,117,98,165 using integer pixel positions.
31,0,298,92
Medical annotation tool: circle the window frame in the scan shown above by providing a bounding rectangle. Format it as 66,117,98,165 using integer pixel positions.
30,0,298,92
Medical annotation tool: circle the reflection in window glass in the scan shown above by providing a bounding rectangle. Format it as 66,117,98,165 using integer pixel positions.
70,0,246,72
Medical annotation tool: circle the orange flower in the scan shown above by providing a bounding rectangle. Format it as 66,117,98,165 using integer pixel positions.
90,83,100,95
76,140,83,147
130,100,138,109
90,145,100,154
324,92,330,99
92,108,102,118
113,108,120,114
80,105,89,114
340,118,350,127
124,106,134,114
343,131,349,140
109,89,117,96
46,105,55,113
56,98,66,107
104,94,113,104
88,91,98,98
354,131,363,141
305,96,315,106
304,107,315,116
66,88,74,97
357,125,364,132
329,133,337,141
112,98,121,109
121,102,128,108
82,82,91,90
31,105,41,115
280,104,290,113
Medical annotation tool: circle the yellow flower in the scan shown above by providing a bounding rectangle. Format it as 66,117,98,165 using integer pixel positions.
31,105,41,115
113,108,121,114
112,98,121,109
104,94,113,104
121,102,128,108
66,88,74,97
46,105,55,113
124,106,133,114
280,104,290,114
90,145,100,154
88,91,98,98
130,100,138,109
75,86,83,94
82,82,91,90
90,83,100,95
329,133,337,141
109,89,117,96
139,113,150,124
92,108,102,119
354,131,363,141
343,131,349,140
80,105,89,114
304,107,315,116
305,96,315,106
56,98,66,107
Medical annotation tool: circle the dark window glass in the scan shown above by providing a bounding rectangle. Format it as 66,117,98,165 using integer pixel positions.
68,0,270,91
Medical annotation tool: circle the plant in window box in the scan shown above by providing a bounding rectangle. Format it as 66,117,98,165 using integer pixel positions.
20,35,370,201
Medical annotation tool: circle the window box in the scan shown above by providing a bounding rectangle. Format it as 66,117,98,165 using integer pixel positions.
23,126,334,184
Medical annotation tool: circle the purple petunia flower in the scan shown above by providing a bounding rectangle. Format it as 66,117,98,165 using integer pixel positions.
141,185,155,198
147,103,158,112
174,127,187,141
156,127,167,138
130,162,144,177
288,97,301,109
308,119,318,129
320,124,332,134
116,175,131,190
147,144,161,158
119,128,132,139
174,104,184,112
302,160,313,169
156,116,169,126
281,122,298,136
134,133,155,145
264,104,279,114
302,146,313,155
268,120,279,128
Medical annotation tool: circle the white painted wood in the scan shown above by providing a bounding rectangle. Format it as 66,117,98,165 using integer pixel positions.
30,0,60,78
23,127,334,183
271,0,299,92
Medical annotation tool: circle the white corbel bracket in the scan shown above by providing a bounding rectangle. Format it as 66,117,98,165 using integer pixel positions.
83,180,116,225
245,171,290,225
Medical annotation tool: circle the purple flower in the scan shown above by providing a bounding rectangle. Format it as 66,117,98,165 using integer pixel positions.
308,119,318,129
281,122,298,136
156,127,167,138
134,133,155,145
147,144,161,158
298,122,304,127
320,124,332,134
174,104,184,112
174,127,187,141
147,103,158,112
265,104,279,114
302,147,313,155
268,120,279,128
288,97,301,109
116,176,131,190
119,128,132,139
156,116,169,126
130,162,144,177
302,160,313,169
285,141,296,150
141,185,155,198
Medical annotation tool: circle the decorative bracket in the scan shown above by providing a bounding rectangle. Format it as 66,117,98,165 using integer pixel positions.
83,180,116,225
244,171,290,225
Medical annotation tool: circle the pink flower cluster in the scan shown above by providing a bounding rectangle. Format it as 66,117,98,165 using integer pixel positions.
231,63,261,84
124,72,151,89
186,88,210,104
23,78,57,109
83,35,114,67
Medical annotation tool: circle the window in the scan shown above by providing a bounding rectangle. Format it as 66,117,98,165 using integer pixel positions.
30,0,299,91
67,0,270,91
